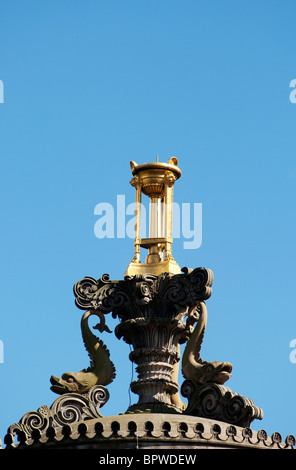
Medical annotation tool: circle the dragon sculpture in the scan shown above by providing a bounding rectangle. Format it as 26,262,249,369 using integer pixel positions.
181,301,233,385
50,310,116,395
170,301,232,410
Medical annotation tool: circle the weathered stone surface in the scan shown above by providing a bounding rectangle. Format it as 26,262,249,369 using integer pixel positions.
3,412,295,449
50,310,115,395
181,381,263,428
73,267,213,412
5,385,109,446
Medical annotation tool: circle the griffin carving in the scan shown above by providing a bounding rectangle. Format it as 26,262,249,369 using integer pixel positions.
50,310,116,395
181,301,233,385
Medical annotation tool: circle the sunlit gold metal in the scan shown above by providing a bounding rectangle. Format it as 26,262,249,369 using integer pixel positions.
125,157,182,276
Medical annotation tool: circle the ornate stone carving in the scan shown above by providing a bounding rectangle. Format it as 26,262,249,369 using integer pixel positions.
4,413,295,449
50,310,115,395
181,301,233,385
181,381,263,428
73,268,213,319
73,267,213,413
3,157,291,450
6,385,109,444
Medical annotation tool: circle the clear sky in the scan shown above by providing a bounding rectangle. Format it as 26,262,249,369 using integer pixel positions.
1,0,296,445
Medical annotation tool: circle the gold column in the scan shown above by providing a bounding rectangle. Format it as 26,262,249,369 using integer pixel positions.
125,157,182,276
130,176,142,263
164,172,176,261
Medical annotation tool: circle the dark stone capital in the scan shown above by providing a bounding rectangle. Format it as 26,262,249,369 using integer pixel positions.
73,267,213,413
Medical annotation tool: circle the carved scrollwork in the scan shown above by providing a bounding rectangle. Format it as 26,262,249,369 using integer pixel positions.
155,268,213,316
181,381,263,428
72,268,213,413
73,274,157,318
73,275,123,312
88,386,109,416
73,268,213,320
6,385,109,444
50,386,108,426
7,406,51,440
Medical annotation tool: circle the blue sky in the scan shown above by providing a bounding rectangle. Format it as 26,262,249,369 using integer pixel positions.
1,0,296,444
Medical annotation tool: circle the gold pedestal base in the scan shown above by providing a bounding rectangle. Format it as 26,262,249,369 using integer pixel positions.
124,258,181,276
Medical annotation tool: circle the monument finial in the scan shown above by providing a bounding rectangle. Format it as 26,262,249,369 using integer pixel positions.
125,157,181,276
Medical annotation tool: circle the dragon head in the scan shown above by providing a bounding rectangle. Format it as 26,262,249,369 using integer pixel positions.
198,361,233,385
50,370,98,395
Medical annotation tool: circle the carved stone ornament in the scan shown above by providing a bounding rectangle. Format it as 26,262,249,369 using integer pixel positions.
3,413,295,450
2,158,295,450
181,380,264,428
5,385,109,445
50,310,115,396
73,267,214,413
73,267,213,317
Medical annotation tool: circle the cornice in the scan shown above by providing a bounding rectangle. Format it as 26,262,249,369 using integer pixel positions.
3,413,295,450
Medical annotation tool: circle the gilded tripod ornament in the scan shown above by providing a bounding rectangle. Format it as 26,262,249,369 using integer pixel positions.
125,157,182,276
